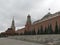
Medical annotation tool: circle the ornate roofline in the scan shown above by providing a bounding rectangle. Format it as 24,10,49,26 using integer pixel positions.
33,11,60,24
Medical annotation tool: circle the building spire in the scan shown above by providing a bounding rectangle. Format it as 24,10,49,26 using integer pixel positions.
26,14,32,26
11,16,15,30
25,14,32,31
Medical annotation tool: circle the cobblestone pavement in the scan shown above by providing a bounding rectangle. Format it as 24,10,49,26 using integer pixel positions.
0,38,42,45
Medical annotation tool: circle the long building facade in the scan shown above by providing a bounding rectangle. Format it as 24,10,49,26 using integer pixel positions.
1,11,60,36
16,12,60,34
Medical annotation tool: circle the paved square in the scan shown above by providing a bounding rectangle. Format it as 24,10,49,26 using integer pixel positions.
0,38,41,45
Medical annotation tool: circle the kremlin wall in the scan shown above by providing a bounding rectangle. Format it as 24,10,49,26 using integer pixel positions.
16,11,60,35
1,11,60,36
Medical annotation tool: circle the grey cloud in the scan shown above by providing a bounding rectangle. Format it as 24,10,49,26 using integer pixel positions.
0,0,60,32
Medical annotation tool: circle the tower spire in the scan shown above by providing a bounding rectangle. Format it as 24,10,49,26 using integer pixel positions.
25,14,32,31
11,16,15,30
26,14,31,25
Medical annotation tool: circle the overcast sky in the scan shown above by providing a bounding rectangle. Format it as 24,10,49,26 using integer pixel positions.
0,0,60,32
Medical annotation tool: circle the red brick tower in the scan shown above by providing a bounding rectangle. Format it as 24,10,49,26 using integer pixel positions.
25,14,32,31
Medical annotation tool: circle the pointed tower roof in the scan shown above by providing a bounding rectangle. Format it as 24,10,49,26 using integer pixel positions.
27,14,31,22
26,14,32,25
11,16,15,30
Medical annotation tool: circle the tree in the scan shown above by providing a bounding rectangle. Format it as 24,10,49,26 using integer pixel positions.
44,27,48,34
37,28,40,35
48,24,53,34
55,21,58,34
24,30,28,35
28,31,31,35
58,25,60,34
32,29,36,35
47,25,50,34
40,25,43,34
49,24,53,34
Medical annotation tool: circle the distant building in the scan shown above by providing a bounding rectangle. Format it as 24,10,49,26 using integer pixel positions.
1,11,60,35
16,11,60,34
1,17,16,36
